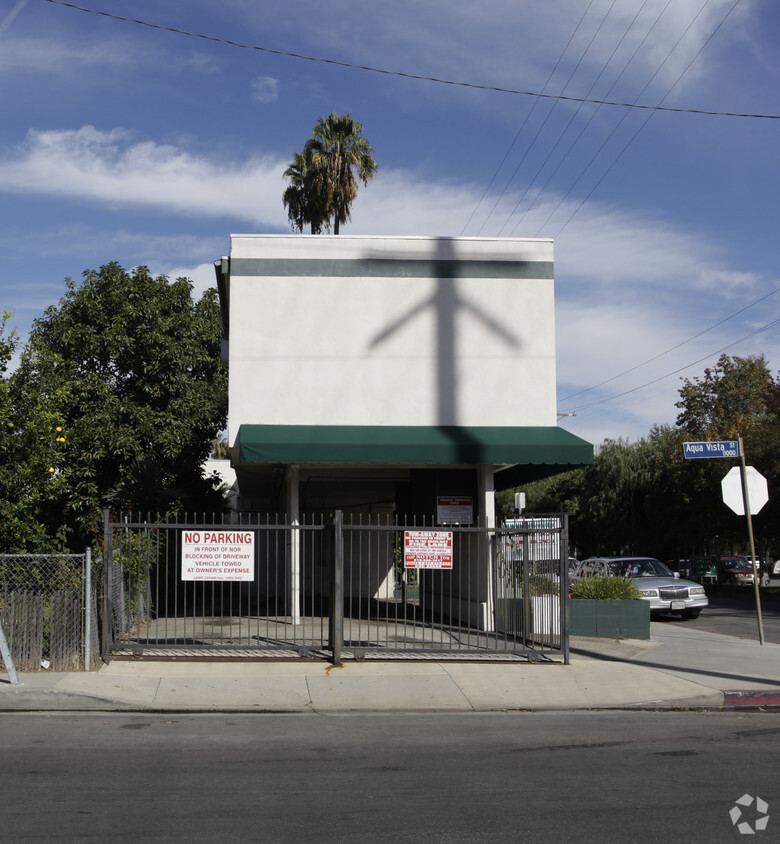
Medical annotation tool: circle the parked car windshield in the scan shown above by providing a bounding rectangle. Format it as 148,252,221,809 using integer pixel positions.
722,558,749,569
610,559,672,578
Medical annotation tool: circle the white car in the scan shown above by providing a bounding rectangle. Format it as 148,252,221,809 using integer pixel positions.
576,556,709,620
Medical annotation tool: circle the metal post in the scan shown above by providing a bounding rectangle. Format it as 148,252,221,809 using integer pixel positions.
522,532,531,644
330,510,344,666
0,620,19,685
560,505,570,665
84,547,92,670
738,437,765,645
287,466,302,626
101,509,112,660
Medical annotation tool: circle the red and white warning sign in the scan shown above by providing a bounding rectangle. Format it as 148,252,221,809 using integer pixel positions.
403,530,453,570
436,495,473,525
181,530,255,582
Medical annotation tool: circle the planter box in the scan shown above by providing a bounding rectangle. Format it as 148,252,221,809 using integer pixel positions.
495,595,560,639
495,597,524,636
569,598,650,640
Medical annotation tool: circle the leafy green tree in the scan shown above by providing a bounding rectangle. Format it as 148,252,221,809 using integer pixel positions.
9,264,228,549
283,113,377,235
0,311,72,551
505,355,780,563
576,437,659,556
755,377,780,561
515,428,710,561
641,423,732,561
676,353,774,438
675,353,780,559
0,311,16,436
210,436,230,459
498,469,584,518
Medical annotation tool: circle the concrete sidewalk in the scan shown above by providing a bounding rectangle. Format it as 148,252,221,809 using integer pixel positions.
2,625,780,713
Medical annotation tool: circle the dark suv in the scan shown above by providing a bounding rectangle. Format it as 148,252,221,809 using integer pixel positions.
719,556,755,585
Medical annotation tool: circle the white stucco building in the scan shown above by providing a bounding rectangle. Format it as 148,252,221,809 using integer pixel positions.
214,235,592,631
215,234,591,525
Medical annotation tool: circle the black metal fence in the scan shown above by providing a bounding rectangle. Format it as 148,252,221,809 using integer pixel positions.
0,552,98,671
102,511,569,663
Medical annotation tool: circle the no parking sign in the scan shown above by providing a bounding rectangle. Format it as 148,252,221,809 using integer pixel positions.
181,530,255,581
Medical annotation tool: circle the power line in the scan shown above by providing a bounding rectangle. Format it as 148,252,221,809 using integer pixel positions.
504,0,673,236
542,0,745,239
560,287,780,402
44,0,780,121
560,315,780,414
474,0,615,236
460,0,599,236
491,0,625,238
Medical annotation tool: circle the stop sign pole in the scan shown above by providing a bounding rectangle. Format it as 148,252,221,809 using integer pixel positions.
736,437,765,645
684,437,766,644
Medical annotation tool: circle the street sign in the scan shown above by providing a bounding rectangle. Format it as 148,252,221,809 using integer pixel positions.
683,440,741,459
721,466,768,515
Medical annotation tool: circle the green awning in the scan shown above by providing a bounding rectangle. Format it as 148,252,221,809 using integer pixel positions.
238,424,593,469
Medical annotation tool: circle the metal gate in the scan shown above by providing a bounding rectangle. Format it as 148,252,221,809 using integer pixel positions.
102,511,569,663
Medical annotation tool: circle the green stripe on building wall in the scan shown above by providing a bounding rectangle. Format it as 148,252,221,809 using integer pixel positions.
230,258,554,279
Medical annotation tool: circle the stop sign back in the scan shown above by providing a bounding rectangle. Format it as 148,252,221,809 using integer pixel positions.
721,466,768,515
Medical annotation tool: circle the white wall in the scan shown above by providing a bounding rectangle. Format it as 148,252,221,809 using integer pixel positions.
226,235,556,443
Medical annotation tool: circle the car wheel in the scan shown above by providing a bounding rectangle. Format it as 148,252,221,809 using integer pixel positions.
681,610,700,620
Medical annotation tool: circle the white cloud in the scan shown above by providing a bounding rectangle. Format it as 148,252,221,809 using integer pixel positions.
251,76,279,103
0,125,573,238
175,52,221,75
552,204,762,296
0,35,132,73
0,126,288,226
0,125,764,305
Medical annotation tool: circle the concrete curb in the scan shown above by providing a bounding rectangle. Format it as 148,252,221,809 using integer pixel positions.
0,678,758,714
722,690,780,708
0,689,140,711
1,680,777,713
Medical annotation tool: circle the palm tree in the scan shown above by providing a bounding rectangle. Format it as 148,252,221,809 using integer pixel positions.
282,144,331,234
282,113,377,235
308,113,377,234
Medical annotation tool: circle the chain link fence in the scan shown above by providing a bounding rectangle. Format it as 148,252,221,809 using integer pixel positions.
0,552,99,671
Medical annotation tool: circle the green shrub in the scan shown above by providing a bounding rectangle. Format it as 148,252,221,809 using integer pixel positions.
569,575,641,600
529,574,559,596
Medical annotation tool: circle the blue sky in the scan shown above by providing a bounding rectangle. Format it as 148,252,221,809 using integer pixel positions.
1,0,779,447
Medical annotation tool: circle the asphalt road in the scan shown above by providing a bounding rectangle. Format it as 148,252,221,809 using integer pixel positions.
655,592,780,643
2,711,779,843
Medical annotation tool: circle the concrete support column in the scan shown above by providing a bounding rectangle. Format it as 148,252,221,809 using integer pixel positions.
478,464,496,632
286,465,302,625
